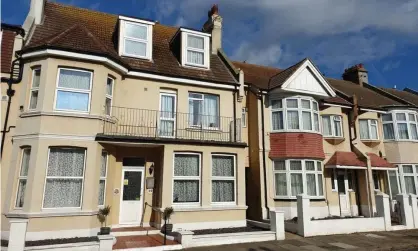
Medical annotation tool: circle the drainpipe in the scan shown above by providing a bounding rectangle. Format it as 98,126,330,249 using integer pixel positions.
259,92,269,219
233,87,237,142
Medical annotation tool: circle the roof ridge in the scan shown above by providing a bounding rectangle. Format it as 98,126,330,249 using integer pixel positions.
268,58,308,89
365,84,415,107
232,60,282,71
46,1,117,18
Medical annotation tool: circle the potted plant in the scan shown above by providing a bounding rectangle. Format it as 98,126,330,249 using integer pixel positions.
98,206,111,235
161,207,174,234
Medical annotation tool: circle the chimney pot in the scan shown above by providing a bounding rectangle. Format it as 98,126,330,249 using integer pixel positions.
342,63,368,86
202,4,222,54
210,4,219,16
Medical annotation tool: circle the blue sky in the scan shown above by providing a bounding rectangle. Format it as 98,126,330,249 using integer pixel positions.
2,0,418,90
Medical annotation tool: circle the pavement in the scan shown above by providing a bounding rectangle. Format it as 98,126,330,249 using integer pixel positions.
184,229,418,251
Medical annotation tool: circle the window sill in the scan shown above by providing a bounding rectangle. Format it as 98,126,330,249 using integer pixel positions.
383,139,418,143
360,139,380,143
324,137,345,145
182,64,210,70
20,111,103,120
5,210,98,218
270,130,322,135
186,127,221,132
170,205,247,212
273,197,325,202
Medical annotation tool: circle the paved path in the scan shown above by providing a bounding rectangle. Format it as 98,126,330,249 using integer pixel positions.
185,229,418,251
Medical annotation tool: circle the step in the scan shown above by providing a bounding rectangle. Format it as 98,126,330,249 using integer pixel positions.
113,234,182,250
112,227,160,237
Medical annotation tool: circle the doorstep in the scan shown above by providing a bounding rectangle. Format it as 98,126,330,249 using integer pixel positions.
112,234,181,250
112,227,160,237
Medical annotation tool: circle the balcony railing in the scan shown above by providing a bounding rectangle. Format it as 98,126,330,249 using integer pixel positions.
101,106,242,143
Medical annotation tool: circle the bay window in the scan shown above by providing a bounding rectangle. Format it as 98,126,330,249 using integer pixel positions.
55,68,92,112
271,97,319,133
29,68,41,110
105,77,114,116
322,115,343,137
382,111,418,141
173,153,201,204
273,159,324,199
399,164,418,195
211,154,236,203
188,93,219,128
15,148,31,208
359,119,378,140
98,151,108,206
43,147,86,208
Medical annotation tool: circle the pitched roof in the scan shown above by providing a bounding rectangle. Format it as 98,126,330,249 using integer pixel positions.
367,153,394,168
23,2,237,85
269,58,307,89
325,151,367,167
379,88,418,107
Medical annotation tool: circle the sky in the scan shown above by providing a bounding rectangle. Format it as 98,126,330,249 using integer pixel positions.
2,0,418,90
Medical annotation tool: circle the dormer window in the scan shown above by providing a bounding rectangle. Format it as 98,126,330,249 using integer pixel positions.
119,16,154,60
181,28,210,69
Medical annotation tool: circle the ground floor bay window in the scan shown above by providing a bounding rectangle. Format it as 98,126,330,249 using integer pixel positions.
273,159,324,199
398,164,418,195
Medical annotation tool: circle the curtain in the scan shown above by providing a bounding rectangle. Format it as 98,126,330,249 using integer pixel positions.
314,114,319,132
274,161,285,171
98,180,105,206
397,123,409,139
383,124,395,139
20,149,31,176
56,91,89,111
318,174,324,196
47,148,85,177
306,174,317,196
15,180,26,208
396,113,406,121
290,161,302,170
334,119,342,136
188,35,204,49
271,100,282,109
203,95,219,127
302,111,312,130
30,91,38,109
125,39,147,57
404,176,416,194
306,161,315,171
359,120,369,139
382,114,392,122
388,171,399,196
212,156,234,176
286,99,298,108
287,111,299,129
105,97,112,116
33,69,41,87
100,152,107,177
272,111,284,130
371,125,378,139
44,179,83,208
290,173,303,196
58,69,91,90
212,181,234,202
125,22,147,39
322,116,331,135
189,99,202,126
187,51,204,65
106,78,113,96
174,154,199,176
301,100,311,109
410,124,418,140
173,180,199,203
275,173,287,196
160,95,175,136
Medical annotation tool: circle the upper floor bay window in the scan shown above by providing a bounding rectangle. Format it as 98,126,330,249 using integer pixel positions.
273,159,324,199
29,68,41,110
271,97,320,133
54,68,92,113
119,17,153,60
359,119,378,140
181,29,210,68
322,115,343,137
105,77,114,116
188,93,219,128
382,111,418,141
43,147,86,208
15,148,31,208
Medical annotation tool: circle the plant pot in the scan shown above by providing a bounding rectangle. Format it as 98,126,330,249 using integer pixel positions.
99,227,111,235
161,224,173,234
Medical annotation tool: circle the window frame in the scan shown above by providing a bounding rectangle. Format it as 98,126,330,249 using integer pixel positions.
181,30,210,69
119,20,153,60
272,159,324,199
28,68,41,110
53,68,93,114
382,111,418,142
159,91,177,138
172,152,201,206
105,77,114,116
398,164,418,195
242,107,247,128
98,151,108,207
270,96,320,134
42,147,87,209
322,114,343,138
14,147,31,209
188,92,220,129
359,119,379,140
210,154,236,205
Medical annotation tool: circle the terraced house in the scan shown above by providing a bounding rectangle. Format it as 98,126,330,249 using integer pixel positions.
1,0,248,242
233,60,418,221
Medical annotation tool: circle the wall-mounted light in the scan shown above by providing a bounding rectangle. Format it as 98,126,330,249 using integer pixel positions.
149,163,154,175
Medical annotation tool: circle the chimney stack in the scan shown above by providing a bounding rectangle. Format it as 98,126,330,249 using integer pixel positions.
23,0,45,35
202,4,223,54
342,64,368,86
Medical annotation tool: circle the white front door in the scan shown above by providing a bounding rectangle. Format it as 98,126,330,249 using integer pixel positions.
119,169,144,225
337,171,351,216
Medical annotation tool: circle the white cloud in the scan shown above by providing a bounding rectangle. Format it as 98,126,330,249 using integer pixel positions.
383,61,401,72
233,42,282,66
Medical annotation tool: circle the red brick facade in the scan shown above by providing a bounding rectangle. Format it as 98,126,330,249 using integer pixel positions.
269,132,325,159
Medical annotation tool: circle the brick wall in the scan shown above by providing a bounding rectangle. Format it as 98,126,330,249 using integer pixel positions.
269,132,325,159
1,29,15,73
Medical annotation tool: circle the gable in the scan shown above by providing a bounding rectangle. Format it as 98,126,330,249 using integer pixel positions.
279,60,336,97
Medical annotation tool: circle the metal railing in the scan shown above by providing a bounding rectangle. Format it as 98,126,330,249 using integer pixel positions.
102,106,242,143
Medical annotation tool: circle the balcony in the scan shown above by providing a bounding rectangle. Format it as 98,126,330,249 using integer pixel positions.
98,106,243,145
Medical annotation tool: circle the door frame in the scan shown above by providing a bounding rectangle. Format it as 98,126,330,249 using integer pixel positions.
336,169,351,215
158,91,177,138
118,166,145,225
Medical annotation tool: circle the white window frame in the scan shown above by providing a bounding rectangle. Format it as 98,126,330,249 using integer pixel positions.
382,111,418,142
387,169,401,201
53,68,93,114
172,152,201,206
188,92,220,129
242,108,247,128
272,159,324,199
270,96,320,133
15,148,31,209
28,68,41,110
398,164,418,195
359,119,379,140
322,115,343,138
105,77,114,116
159,91,177,138
98,151,108,207
42,147,87,209
119,19,153,60
181,30,210,69
210,154,236,205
